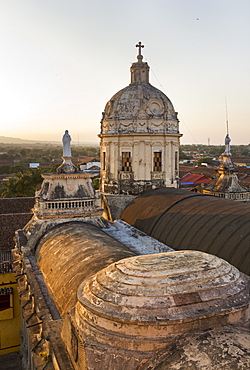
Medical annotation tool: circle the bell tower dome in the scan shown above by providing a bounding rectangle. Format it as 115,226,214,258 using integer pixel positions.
99,43,182,196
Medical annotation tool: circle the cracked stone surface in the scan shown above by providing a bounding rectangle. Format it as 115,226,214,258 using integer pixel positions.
140,325,250,369
76,250,249,354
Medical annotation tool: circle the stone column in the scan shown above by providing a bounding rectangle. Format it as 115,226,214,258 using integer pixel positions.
133,141,139,180
165,142,170,184
145,141,151,181
114,142,119,181
138,140,146,180
171,141,174,182
109,142,115,179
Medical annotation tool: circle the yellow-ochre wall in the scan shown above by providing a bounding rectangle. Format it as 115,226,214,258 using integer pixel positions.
0,272,21,354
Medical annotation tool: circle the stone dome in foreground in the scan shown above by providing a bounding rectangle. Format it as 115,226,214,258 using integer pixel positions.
141,326,250,369
76,250,249,353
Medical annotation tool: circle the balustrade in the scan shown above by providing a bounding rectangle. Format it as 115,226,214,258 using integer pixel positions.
39,199,95,212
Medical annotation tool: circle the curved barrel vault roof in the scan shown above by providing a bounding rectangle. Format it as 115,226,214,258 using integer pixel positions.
35,221,136,315
121,188,250,275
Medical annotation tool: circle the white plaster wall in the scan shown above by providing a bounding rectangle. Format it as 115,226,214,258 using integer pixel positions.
100,133,180,187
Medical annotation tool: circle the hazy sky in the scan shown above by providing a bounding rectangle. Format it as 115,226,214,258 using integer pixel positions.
1,0,249,145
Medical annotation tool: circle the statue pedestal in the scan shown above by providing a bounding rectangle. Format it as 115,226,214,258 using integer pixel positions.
57,156,78,173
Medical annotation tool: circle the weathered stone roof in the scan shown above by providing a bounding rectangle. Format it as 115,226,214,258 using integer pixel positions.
121,187,250,275
140,325,250,369
35,221,136,315
104,82,176,121
76,250,249,353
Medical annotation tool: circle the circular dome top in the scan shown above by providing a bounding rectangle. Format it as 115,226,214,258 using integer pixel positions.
100,44,179,135
76,250,249,352
103,83,176,121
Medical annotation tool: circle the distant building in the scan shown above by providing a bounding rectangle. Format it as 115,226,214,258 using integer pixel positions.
180,173,211,188
79,158,100,172
29,163,39,169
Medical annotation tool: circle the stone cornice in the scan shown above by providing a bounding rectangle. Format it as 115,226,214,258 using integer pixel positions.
42,173,93,180
99,132,182,138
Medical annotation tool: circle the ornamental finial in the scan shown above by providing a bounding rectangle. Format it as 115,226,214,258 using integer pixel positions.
136,42,144,61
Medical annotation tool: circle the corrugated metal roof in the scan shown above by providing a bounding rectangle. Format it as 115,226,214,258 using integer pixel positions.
121,188,250,275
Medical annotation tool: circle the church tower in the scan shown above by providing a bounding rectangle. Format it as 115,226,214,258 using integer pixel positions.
199,134,250,201
99,42,182,196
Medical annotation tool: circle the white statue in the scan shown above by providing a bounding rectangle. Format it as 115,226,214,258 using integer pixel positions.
224,134,231,156
62,130,72,157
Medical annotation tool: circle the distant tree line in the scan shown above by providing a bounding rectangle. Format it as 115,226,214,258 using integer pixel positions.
0,142,248,198
0,169,44,198
0,145,100,170
0,144,99,161
180,144,250,157
0,144,100,198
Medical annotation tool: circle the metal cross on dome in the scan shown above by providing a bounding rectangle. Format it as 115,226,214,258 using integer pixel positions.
136,42,144,56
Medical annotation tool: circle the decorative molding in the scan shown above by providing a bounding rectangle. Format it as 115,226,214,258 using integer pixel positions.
151,120,165,127
146,99,164,115
120,141,133,147
120,121,133,128
151,171,165,180
167,121,178,131
152,141,163,146
119,172,134,180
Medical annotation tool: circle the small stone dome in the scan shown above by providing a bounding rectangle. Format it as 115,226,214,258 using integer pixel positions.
76,250,249,352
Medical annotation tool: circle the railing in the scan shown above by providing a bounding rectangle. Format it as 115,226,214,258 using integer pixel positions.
38,199,96,212
215,192,249,200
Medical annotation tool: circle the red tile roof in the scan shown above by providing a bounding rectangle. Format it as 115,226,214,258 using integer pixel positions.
179,164,250,187
180,174,211,185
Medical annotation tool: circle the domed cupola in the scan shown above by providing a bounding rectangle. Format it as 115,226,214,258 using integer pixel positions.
75,251,250,365
99,42,182,199
101,42,179,135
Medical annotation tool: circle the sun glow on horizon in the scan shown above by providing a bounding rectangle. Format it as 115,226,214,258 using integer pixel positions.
0,1,249,145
